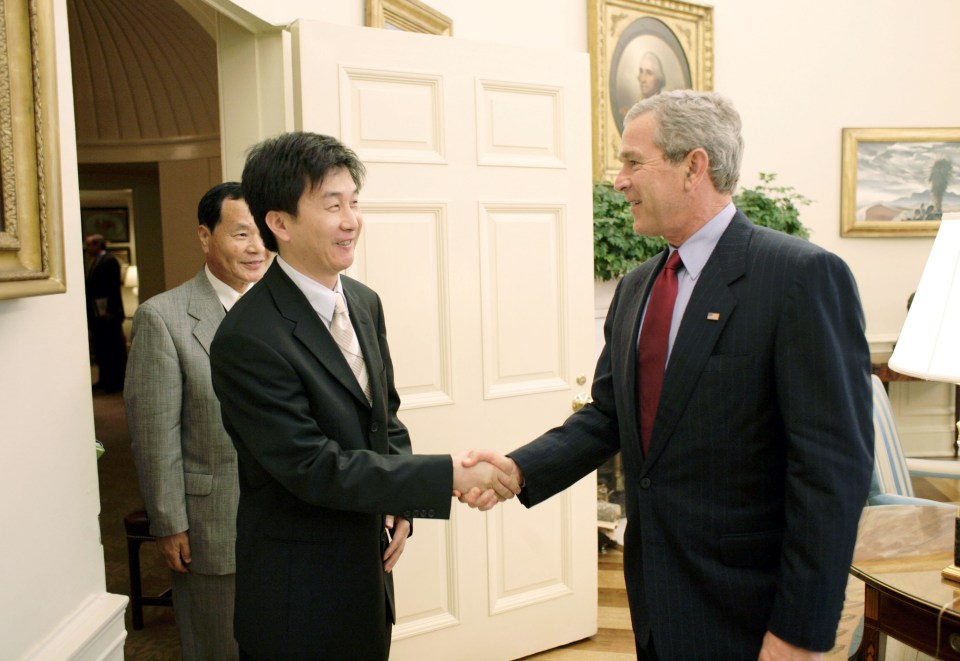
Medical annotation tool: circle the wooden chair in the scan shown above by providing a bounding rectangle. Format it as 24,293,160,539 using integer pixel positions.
123,509,173,629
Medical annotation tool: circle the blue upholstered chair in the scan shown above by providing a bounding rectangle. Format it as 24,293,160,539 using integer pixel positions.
867,374,960,508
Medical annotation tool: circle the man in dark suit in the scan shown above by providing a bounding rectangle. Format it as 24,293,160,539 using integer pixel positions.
462,91,874,659
84,233,127,391
209,132,518,660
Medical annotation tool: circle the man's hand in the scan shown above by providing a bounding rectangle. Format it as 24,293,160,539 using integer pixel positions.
758,631,822,661
157,531,191,573
452,451,521,511
383,515,410,573
455,450,524,510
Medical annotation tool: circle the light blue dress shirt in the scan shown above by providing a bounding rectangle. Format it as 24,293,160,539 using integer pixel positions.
640,202,736,365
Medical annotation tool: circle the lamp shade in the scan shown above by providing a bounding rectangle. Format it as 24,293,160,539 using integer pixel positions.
888,213,960,383
122,264,139,289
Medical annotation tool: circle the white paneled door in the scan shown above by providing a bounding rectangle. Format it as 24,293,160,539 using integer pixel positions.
291,22,597,660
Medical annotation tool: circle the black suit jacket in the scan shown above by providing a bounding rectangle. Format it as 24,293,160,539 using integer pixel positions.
85,251,124,322
511,213,873,658
211,262,453,660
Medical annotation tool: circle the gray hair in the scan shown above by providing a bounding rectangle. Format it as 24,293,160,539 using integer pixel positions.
623,90,743,194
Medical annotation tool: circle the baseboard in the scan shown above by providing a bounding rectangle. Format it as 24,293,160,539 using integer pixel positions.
22,592,128,661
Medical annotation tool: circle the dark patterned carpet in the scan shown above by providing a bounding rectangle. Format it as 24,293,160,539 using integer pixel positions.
93,388,181,659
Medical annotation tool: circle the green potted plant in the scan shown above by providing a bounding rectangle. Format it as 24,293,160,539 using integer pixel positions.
732,172,811,239
592,180,665,281
592,172,810,282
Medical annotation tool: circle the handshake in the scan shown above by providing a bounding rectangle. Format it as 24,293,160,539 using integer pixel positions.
452,450,525,511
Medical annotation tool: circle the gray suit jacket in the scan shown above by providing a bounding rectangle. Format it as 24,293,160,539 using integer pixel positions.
511,213,874,657
125,268,239,575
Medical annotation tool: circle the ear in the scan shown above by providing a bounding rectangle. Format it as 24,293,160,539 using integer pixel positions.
265,210,291,245
197,225,212,255
683,148,710,191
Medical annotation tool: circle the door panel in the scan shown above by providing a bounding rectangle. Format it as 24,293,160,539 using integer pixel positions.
356,203,453,408
292,21,596,660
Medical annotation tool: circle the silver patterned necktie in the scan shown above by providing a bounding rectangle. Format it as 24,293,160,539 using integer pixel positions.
331,292,372,404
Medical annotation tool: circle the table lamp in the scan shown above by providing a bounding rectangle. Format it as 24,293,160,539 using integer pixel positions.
122,264,139,297
888,212,960,582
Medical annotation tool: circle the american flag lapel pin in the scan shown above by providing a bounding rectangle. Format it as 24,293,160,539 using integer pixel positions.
706,312,720,321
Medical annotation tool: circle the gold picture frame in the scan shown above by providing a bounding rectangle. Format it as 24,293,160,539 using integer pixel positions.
365,0,453,36
588,0,713,180
0,0,65,300
80,189,136,265
841,127,960,238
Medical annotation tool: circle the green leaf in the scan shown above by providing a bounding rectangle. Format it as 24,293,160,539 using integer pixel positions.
732,172,811,240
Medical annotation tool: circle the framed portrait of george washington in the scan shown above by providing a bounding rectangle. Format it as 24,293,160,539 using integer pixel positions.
588,0,713,180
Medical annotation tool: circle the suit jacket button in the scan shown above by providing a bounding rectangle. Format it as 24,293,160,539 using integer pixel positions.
427,509,435,517
403,511,412,518
640,478,651,489
371,422,379,433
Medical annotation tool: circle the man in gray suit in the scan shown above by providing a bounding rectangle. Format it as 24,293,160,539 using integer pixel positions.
462,91,873,659
125,182,268,659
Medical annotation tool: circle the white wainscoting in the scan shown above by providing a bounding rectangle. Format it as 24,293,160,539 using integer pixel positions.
21,592,128,661
889,381,957,457
871,337,957,458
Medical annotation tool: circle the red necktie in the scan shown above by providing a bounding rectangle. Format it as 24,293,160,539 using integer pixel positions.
637,251,683,455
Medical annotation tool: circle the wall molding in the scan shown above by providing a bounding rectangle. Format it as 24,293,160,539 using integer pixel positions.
22,592,128,661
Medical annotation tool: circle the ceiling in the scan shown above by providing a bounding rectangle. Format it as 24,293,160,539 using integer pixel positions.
68,0,220,162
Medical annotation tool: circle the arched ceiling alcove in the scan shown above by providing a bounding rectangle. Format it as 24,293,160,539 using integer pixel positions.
68,0,220,163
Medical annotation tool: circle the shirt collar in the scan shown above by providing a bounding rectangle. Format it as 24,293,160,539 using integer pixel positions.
674,202,736,281
275,255,343,325
204,264,254,311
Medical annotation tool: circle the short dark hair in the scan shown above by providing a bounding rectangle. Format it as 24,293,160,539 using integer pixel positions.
241,132,366,252
84,234,106,249
198,182,243,231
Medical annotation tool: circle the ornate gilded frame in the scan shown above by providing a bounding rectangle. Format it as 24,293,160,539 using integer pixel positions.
365,0,453,36
0,0,64,299
588,0,713,180
841,127,960,238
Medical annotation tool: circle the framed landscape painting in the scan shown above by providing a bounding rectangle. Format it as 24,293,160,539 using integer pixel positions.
841,127,960,237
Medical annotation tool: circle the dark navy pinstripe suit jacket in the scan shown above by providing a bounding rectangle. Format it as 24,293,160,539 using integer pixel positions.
512,212,874,659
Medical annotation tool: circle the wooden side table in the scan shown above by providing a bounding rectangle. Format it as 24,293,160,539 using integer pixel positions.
851,505,960,660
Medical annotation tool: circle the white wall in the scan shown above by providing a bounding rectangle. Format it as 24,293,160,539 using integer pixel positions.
0,1,126,658
224,0,587,52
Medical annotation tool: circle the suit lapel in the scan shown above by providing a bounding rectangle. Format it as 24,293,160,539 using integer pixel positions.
187,270,226,356
612,253,663,478
643,213,752,467
267,264,371,408
618,255,663,411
